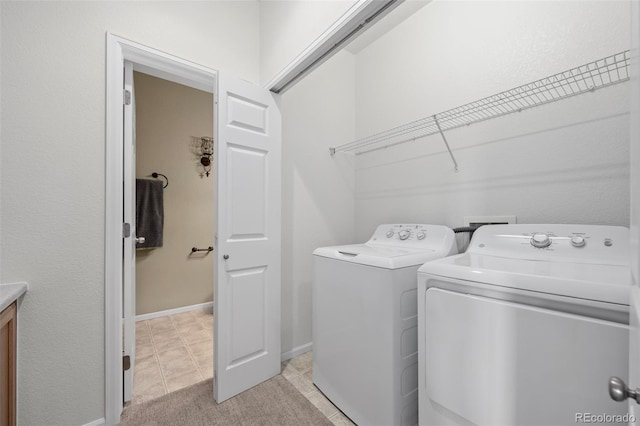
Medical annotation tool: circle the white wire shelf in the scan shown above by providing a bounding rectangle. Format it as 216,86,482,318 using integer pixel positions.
330,50,631,165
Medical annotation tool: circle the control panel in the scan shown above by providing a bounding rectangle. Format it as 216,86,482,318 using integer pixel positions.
368,224,455,251
467,224,630,265
376,224,430,242
528,232,591,249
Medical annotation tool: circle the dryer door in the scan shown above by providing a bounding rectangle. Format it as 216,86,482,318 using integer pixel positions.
423,288,628,426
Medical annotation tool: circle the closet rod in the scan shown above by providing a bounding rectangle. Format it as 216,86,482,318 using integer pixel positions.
330,50,630,157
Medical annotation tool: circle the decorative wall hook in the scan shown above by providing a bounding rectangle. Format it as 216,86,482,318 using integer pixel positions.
199,136,214,177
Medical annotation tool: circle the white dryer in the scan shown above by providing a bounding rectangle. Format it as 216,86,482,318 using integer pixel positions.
313,224,457,426
417,224,631,426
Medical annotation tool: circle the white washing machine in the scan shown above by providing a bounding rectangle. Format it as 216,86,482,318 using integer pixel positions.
313,224,457,426
417,224,631,426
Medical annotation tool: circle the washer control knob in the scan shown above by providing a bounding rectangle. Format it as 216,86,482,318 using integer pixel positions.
570,235,586,248
399,230,410,240
530,233,551,248
386,230,394,238
417,232,426,240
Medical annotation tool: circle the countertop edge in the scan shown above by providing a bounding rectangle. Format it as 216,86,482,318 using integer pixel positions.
0,282,28,312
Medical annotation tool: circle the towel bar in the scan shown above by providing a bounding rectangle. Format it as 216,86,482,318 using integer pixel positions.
191,246,213,253
151,172,169,188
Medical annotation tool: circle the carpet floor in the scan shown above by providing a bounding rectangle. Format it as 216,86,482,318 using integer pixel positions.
120,374,334,426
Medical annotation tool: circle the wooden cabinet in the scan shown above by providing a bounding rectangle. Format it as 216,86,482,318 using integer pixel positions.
0,302,16,426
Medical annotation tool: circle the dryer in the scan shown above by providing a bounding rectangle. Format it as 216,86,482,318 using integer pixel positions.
313,224,457,426
417,224,631,426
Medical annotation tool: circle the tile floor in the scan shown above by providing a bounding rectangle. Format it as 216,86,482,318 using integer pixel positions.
129,308,354,425
281,352,354,425
130,307,214,405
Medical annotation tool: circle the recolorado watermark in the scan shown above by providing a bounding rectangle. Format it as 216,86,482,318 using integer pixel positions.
575,413,636,423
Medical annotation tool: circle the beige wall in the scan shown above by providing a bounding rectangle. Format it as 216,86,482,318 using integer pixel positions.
134,72,214,315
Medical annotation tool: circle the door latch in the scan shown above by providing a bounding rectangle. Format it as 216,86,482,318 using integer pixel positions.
123,355,131,371
123,223,131,238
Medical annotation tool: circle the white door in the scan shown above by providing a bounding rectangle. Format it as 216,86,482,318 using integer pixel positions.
214,74,281,402
122,60,136,403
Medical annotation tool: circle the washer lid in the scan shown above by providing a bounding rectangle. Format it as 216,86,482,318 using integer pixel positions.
313,223,457,269
313,243,441,269
418,253,631,306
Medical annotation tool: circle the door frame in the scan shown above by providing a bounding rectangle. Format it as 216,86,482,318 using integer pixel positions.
629,0,640,420
105,33,217,425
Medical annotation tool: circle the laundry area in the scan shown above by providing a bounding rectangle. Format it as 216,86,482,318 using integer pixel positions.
1,1,640,425
283,1,636,425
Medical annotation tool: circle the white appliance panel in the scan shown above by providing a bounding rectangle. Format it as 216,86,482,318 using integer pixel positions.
423,288,628,426
313,224,457,426
313,257,419,426
418,253,631,307
466,224,629,265
313,224,457,269
417,224,632,426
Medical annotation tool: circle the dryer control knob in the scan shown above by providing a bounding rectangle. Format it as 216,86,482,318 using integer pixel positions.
386,231,394,238
399,230,410,240
417,232,426,240
571,235,586,248
530,233,551,248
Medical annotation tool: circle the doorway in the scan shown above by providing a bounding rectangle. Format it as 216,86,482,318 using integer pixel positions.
105,34,218,424
106,33,282,426
129,70,215,404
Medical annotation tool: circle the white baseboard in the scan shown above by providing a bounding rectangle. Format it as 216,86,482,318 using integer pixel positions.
136,302,214,321
281,342,312,362
83,418,105,426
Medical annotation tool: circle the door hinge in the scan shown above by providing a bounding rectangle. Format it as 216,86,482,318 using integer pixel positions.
123,355,131,371
124,89,132,106
123,223,131,238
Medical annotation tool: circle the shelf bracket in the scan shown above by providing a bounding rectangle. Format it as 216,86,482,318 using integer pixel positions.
433,115,458,172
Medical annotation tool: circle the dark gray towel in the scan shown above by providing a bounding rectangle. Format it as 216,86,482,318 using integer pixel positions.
136,179,164,249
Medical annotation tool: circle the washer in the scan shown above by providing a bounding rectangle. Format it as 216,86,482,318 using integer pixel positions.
417,224,631,426
313,224,457,426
